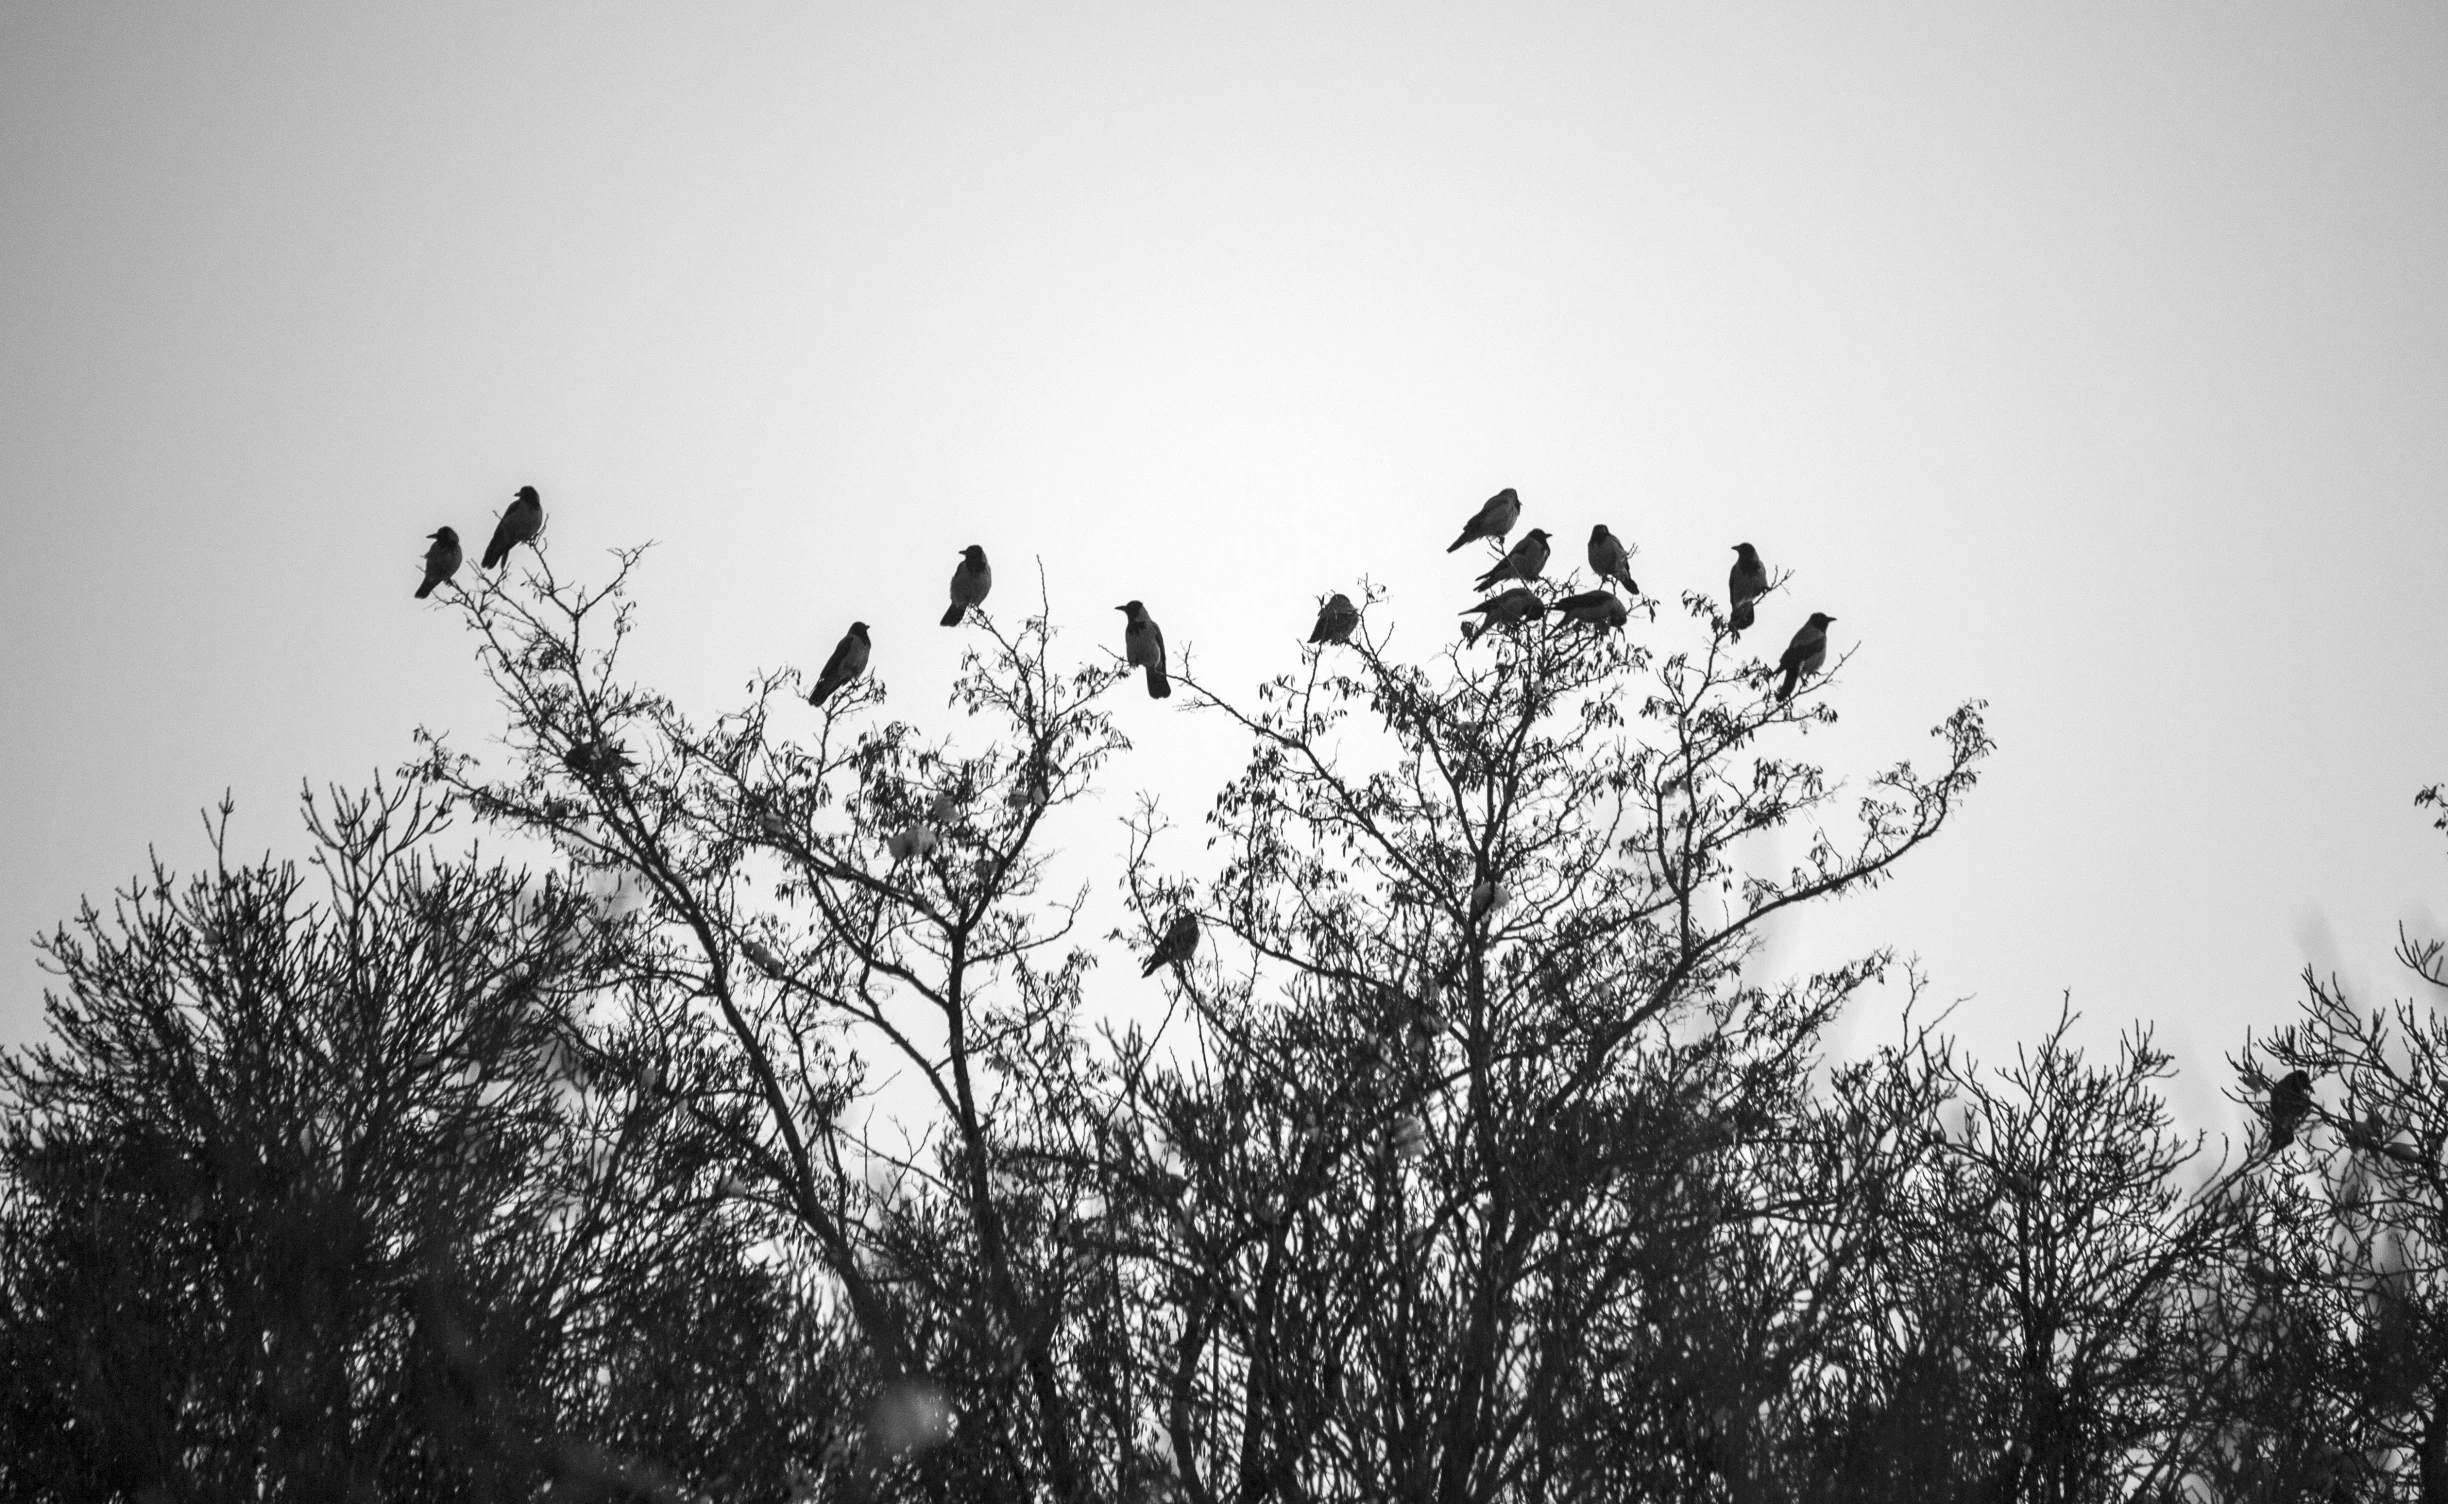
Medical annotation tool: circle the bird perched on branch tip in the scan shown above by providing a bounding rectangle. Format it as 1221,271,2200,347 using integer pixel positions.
1118,601,1171,699
1473,529,1551,592
1729,543,1768,636
1775,613,1833,703
1142,912,1199,976
809,623,871,706
482,486,544,570
1460,586,1546,638
1310,592,1359,647
1587,525,1637,595
1554,589,1630,632
416,527,461,599
1446,488,1522,553
942,545,991,627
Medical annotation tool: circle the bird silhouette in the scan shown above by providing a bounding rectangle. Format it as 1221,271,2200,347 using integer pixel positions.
1729,543,1768,635
1473,529,1552,592
1554,589,1630,631
416,527,462,599
942,545,992,626
1445,488,1522,553
563,739,636,780
809,623,872,706
481,486,544,570
1775,613,1833,702
1118,601,1171,699
1460,586,1546,637
1142,911,1200,976
1587,525,1637,595
1310,592,1359,646
2268,1070,2314,1150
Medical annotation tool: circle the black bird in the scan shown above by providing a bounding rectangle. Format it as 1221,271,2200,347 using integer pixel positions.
2268,1070,2314,1150
1142,911,1200,976
1775,613,1833,702
1729,543,1768,635
808,622,872,706
416,527,462,599
481,486,544,570
563,739,635,780
1310,592,1359,646
1473,528,1552,592
1119,601,1170,699
1554,589,1629,631
1587,525,1637,595
942,545,992,627
1460,586,1546,639
1445,488,1522,553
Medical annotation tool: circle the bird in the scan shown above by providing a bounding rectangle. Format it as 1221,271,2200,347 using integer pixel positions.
1587,526,1637,595
1554,589,1630,631
563,739,635,780
1118,601,1171,699
1310,592,1359,646
1470,878,1511,921
1445,488,1522,553
808,623,871,706
1473,529,1552,592
1729,543,1768,635
1142,911,1199,976
481,486,544,570
2268,1070,2314,1150
416,527,462,599
887,820,938,862
942,545,992,627
740,938,786,975
1775,613,1834,702
1459,587,1546,637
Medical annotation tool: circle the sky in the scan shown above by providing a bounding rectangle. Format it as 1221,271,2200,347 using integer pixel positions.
2,4,2442,1132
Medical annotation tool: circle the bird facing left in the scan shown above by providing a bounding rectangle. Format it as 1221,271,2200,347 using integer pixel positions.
415,527,462,599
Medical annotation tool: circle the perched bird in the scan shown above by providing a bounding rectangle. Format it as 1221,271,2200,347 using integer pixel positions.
1118,601,1171,699
1587,525,1638,595
416,527,462,599
887,820,938,862
1445,488,1522,553
1310,592,1359,646
808,622,872,706
1775,613,1834,703
1459,586,1546,637
563,739,636,780
739,938,786,975
1554,589,1630,632
2268,1070,2314,1150
1142,911,1200,976
1728,543,1768,635
1470,877,1511,922
481,485,544,570
942,545,992,627
1473,528,1552,592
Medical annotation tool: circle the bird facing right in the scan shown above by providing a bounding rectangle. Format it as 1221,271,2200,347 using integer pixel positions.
1309,592,1359,646
942,545,992,627
1775,612,1833,703
1118,601,1171,699
2268,1070,2314,1150
1472,528,1552,592
1142,911,1200,976
1445,488,1522,553
482,485,544,570
809,622,872,706
416,527,462,599
1587,525,1637,595
1728,543,1768,635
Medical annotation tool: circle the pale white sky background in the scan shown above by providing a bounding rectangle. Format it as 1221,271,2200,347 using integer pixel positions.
3,5,2442,1135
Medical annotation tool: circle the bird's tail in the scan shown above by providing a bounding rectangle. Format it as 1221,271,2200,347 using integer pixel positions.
1776,667,1799,703
1146,665,1172,700
941,603,966,628
1730,600,1754,635
1445,534,1470,553
482,544,508,570
415,578,439,600
1141,954,1166,977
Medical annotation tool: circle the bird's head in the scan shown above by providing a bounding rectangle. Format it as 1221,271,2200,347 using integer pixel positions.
1494,487,1518,503
1116,601,1144,618
515,485,540,504
850,621,870,637
430,526,458,544
961,545,986,564
1807,612,1835,627
1734,542,1757,559
1524,528,1550,541
1590,525,1610,541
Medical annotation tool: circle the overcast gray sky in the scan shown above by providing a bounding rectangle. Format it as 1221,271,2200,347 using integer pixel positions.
3,4,2442,1124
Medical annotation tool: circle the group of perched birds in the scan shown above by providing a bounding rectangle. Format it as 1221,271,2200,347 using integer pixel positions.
416,483,1843,713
